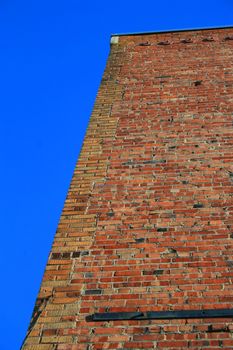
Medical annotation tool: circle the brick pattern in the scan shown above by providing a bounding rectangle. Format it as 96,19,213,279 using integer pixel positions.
22,28,233,349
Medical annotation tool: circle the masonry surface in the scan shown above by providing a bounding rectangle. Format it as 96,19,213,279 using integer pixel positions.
22,27,233,349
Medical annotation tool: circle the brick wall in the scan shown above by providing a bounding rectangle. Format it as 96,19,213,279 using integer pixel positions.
22,27,233,349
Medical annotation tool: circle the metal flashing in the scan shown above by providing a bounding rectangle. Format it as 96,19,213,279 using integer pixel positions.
111,24,233,38
87,308,233,322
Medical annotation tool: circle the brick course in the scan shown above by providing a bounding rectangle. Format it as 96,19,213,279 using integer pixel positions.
22,27,233,349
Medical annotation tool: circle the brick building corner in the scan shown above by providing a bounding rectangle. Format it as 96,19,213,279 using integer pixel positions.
22,26,233,350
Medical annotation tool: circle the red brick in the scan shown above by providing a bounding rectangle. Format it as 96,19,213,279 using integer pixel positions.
22,26,233,350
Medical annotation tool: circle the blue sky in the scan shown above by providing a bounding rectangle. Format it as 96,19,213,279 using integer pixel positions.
0,1,232,349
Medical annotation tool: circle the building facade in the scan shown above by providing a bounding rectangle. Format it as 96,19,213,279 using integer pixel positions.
22,27,233,349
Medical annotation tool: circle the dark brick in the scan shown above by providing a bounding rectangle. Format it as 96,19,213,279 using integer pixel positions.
85,272,94,278
72,251,81,258
81,251,89,256
85,289,102,295
135,238,145,243
51,253,61,259
153,269,164,275
193,203,204,208
157,227,168,232
62,252,71,259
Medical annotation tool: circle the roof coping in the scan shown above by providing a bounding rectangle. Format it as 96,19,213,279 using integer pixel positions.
111,24,233,38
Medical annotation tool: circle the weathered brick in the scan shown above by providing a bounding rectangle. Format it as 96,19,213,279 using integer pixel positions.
22,26,233,350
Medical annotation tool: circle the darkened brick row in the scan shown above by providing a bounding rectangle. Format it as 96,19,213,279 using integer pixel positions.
51,251,83,259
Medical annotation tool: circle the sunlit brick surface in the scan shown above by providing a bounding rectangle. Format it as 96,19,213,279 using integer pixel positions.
22,27,233,350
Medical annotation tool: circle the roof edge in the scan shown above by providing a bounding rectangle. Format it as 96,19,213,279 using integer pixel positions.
111,25,233,38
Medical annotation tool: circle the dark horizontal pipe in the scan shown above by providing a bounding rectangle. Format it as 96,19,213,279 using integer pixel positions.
86,308,233,322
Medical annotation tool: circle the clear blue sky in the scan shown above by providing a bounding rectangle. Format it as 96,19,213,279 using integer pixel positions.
0,1,232,349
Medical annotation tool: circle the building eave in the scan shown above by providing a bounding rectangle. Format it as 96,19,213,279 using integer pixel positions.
111,24,233,38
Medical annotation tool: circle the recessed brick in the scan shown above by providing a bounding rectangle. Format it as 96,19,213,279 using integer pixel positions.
85,289,102,295
193,204,204,208
157,227,168,232
134,238,145,243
